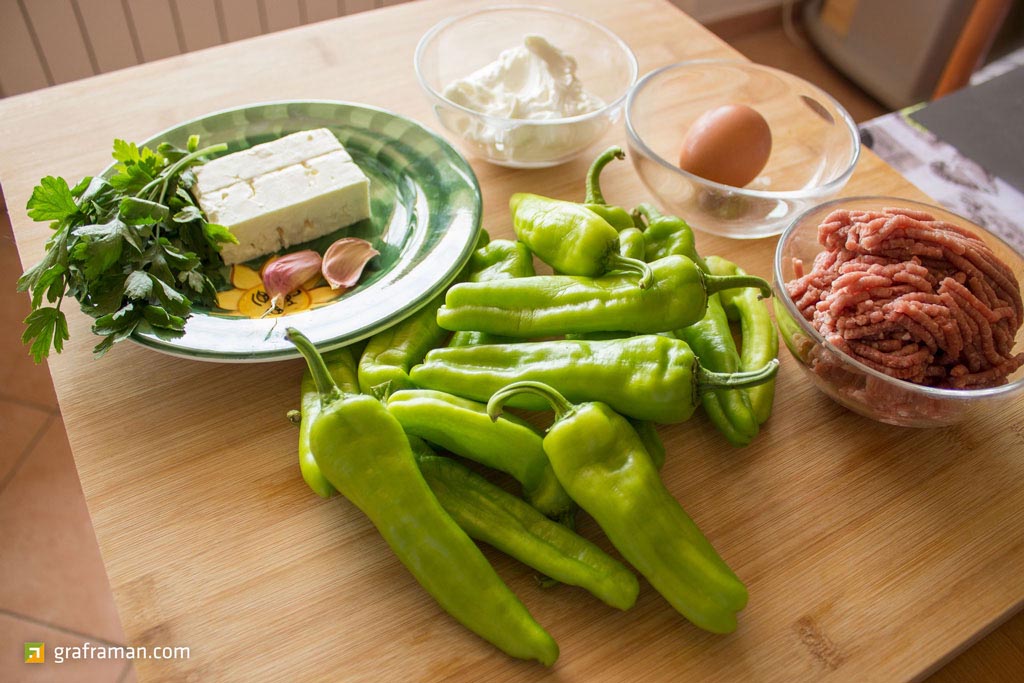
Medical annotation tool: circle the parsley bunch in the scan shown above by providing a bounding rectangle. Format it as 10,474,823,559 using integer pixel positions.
17,136,237,362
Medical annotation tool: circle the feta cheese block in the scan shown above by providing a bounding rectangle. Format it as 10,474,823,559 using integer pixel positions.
194,128,352,194
192,128,370,265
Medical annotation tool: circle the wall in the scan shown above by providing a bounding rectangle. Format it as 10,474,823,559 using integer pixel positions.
0,0,401,97
0,0,787,98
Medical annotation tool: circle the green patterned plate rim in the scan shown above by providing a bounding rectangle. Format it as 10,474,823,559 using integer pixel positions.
105,101,482,362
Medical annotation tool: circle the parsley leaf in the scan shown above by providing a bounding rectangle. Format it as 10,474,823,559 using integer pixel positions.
148,272,192,316
32,264,67,308
112,139,162,174
22,307,70,364
204,222,239,246
17,229,68,298
119,197,169,226
70,177,94,197
27,177,79,222
124,271,153,300
70,218,129,280
143,304,186,330
172,205,203,223
19,136,228,362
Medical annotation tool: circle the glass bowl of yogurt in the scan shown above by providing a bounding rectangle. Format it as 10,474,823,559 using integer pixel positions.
415,5,638,168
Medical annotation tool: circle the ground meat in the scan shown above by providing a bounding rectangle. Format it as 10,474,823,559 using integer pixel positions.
786,207,1024,389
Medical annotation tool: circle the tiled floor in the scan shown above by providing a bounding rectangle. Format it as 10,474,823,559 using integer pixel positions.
0,210,135,682
1,13,1021,683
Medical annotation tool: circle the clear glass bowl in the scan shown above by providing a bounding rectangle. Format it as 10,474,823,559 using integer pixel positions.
625,60,860,239
414,5,637,169
773,196,1024,427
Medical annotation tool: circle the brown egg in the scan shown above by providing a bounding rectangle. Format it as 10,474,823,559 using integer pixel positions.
678,104,772,187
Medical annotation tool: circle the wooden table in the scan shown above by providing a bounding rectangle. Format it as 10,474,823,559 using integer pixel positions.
2,0,1021,680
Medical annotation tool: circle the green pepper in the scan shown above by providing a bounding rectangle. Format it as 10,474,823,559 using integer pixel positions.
678,294,759,446
386,389,573,518
511,193,653,288
409,335,778,424
559,229,655,342
357,292,449,394
633,204,760,445
405,433,439,460
296,346,359,498
635,203,703,268
487,381,748,634
617,227,645,261
464,238,535,283
707,255,779,424
449,239,536,348
414,451,639,610
582,147,638,231
560,219,639,341
287,328,558,665
628,418,666,470
436,255,770,339
357,232,490,394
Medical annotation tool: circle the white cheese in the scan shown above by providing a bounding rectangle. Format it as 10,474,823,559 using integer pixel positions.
193,128,351,193
192,129,370,265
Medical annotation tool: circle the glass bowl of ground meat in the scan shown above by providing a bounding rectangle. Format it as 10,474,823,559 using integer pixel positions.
773,196,1024,427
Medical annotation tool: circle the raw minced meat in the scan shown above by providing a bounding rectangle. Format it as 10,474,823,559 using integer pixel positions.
786,207,1024,389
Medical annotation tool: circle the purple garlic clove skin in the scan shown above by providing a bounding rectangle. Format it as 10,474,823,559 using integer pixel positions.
323,238,379,290
262,250,323,303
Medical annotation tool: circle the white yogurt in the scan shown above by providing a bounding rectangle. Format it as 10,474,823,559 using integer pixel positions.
441,35,605,165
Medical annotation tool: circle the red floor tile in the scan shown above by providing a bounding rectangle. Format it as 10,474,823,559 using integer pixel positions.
0,418,125,645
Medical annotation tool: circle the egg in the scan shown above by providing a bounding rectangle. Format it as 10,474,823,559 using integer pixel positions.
678,104,772,187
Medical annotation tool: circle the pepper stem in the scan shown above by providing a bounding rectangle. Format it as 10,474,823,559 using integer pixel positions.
632,202,664,226
286,327,344,406
487,380,576,423
585,146,625,205
703,272,772,299
696,359,780,392
607,253,654,289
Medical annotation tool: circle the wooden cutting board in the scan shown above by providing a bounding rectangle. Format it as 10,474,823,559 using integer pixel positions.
1,0,1022,680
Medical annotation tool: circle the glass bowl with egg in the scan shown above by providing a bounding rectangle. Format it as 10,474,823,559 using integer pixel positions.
414,5,638,168
625,60,860,239
773,196,1024,427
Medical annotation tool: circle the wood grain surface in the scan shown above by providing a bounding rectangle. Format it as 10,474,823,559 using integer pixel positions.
1,0,1022,681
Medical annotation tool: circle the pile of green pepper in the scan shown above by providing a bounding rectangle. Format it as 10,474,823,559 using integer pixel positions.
284,147,780,665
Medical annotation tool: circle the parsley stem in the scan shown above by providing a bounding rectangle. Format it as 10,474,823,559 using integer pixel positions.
136,143,228,200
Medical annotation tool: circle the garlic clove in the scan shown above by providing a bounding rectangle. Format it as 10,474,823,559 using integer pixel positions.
323,238,379,290
262,249,323,304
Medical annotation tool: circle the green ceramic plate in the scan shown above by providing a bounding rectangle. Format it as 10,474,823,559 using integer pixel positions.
113,101,482,362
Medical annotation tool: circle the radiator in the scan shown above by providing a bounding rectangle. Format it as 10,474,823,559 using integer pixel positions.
0,0,409,97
